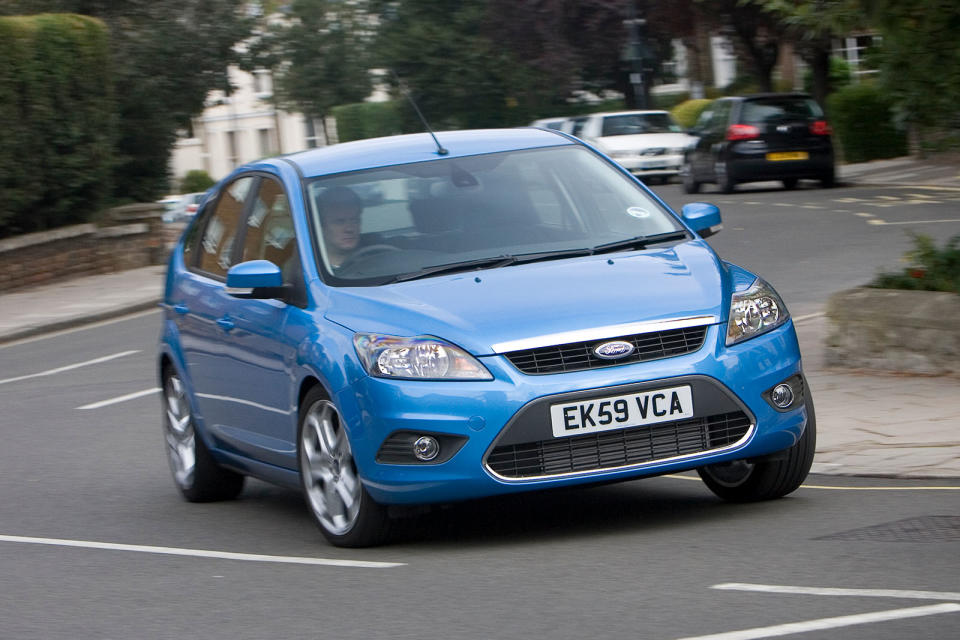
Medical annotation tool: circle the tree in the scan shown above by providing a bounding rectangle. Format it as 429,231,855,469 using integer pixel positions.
375,0,540,129
743,0,865,107
0,0,252,201
863,0,960,151
245,0,374,145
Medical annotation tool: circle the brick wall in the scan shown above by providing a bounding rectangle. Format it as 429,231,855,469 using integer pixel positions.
0,204,167,294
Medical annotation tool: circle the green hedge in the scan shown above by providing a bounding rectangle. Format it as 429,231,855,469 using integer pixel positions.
331,101,403,143
671,99,712,129
0,14,115,239
827,82,907,164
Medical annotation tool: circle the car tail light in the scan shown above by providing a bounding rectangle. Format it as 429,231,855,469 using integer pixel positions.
810,120,832,135
726,124,760,141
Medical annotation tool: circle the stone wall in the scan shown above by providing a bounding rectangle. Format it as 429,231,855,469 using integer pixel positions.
0,203,166,294
826,287,960,375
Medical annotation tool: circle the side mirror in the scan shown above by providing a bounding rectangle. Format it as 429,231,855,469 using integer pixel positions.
226,260,286,300
681,202,722,238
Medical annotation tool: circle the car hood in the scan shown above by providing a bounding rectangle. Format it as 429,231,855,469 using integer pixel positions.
595,133,694,153
323,240,728,356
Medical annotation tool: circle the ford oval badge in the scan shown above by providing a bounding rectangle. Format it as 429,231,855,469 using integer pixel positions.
594,340,635,360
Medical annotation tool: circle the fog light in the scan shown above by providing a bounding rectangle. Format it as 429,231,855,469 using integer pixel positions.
413,436,440,462
771,383,795,409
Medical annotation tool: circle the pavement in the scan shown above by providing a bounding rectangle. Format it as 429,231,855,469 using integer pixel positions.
1,155,958,479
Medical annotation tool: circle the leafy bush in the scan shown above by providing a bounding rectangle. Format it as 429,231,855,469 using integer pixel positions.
671,99,712,129
180,170,215,194
0,14,115,238
871,233,960,294
827,82,908,163
332,101,403,143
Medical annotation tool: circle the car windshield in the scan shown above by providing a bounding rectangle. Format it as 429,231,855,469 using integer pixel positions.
741,97,824,125
306,146,685,285
601,113,682,136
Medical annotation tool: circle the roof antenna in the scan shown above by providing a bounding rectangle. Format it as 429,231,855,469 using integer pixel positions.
390,69,448,156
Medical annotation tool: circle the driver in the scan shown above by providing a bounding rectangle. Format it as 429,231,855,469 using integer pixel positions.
316,186,363,271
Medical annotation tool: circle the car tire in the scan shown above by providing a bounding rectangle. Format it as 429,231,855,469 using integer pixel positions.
697,397,816,502
298,387,390,547
681,165,700,194
819,170,836,188
717,164,736,193
782,178,798,190
162,367,245,502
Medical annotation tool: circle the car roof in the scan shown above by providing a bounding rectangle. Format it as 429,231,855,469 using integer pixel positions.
280,128,574,179
722,93,815,102
579,110,670,118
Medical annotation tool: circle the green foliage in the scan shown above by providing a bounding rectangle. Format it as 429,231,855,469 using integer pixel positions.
867,0,960,132
179,170,215,194
671,99,712,129
2,1,252,202
871,233,960,294
827,81,907,163
246,0,373,140
331,102,403,143
0,14,115,238
804,56,852,94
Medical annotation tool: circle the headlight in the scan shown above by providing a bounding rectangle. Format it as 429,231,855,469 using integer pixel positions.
353,334,493,380
726,278,790,345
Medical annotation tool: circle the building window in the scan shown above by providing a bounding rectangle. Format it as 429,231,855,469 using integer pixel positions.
835,34,879,79
253,69,272,97
226,131,239,168
258,128,275,158
305,117,321,149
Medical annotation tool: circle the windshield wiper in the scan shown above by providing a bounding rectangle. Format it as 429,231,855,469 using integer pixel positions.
390,255,517,282
591,230,688,255
511,248,593,264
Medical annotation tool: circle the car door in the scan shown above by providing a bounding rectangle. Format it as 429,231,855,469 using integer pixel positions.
175,175,257,438
212,174,307,469
704,99,733,181
688,104,716,179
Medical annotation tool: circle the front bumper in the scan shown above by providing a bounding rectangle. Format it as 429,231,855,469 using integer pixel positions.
336,322,808,505
612,152,684,177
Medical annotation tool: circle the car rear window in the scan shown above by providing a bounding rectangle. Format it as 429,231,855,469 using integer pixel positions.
601,113,682,136
741,97,824,125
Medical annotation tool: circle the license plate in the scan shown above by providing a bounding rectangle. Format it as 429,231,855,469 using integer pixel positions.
766,151,809,161
549,385,694,438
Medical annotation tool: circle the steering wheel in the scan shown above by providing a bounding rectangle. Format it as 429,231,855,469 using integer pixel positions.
336,244,402,274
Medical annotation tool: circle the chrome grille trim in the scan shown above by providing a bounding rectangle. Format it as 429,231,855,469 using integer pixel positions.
503,325,708,375
490,315,717,354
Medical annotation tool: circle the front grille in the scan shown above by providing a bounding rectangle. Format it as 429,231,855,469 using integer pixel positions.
503,326,708,375
486,411,750,479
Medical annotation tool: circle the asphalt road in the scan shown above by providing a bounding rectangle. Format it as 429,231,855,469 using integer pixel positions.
2,180,959,639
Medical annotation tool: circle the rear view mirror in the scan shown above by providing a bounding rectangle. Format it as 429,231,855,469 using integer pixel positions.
681,202,722,238
226,260,290,301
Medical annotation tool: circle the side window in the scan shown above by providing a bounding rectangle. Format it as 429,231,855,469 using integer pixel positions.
241,177,300,284
196,176,255,279
694,108,714,132
570,117,588,138
713,101,733,132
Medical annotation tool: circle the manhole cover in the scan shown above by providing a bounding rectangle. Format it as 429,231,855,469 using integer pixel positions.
816,515,960,543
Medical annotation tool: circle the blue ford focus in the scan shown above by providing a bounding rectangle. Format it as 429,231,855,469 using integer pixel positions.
159,128,814,547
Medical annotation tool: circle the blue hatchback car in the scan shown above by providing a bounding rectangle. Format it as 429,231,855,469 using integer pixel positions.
159,128,814,547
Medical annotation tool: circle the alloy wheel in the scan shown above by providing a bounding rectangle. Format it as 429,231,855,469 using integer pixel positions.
702,459,755,488
164,373,196,489
300,400,362,536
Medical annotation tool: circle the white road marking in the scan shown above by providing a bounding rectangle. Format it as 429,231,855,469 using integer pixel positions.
0,350,140,385
713,583,960,601
0,534,405,569
674,603,960,640
868,218,960,226
0,308,158,349
77,387,160,410
855,212,874,218
663,474,960,490
791,312,824,325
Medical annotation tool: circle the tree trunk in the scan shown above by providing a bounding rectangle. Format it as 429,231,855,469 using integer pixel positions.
809,40,831,109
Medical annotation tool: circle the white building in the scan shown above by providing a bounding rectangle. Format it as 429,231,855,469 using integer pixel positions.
170,66,333,187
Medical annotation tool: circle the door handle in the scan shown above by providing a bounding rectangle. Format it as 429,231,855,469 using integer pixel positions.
173,303,190,315
216,316,235,332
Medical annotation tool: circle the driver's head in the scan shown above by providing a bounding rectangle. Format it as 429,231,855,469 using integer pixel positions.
317,186,362,254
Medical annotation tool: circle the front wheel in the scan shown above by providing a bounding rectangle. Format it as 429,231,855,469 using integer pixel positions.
698,398,816,502
298,387,390,547
681,164,700,194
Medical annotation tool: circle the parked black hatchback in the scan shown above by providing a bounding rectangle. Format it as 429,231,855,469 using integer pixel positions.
682,93,835,193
